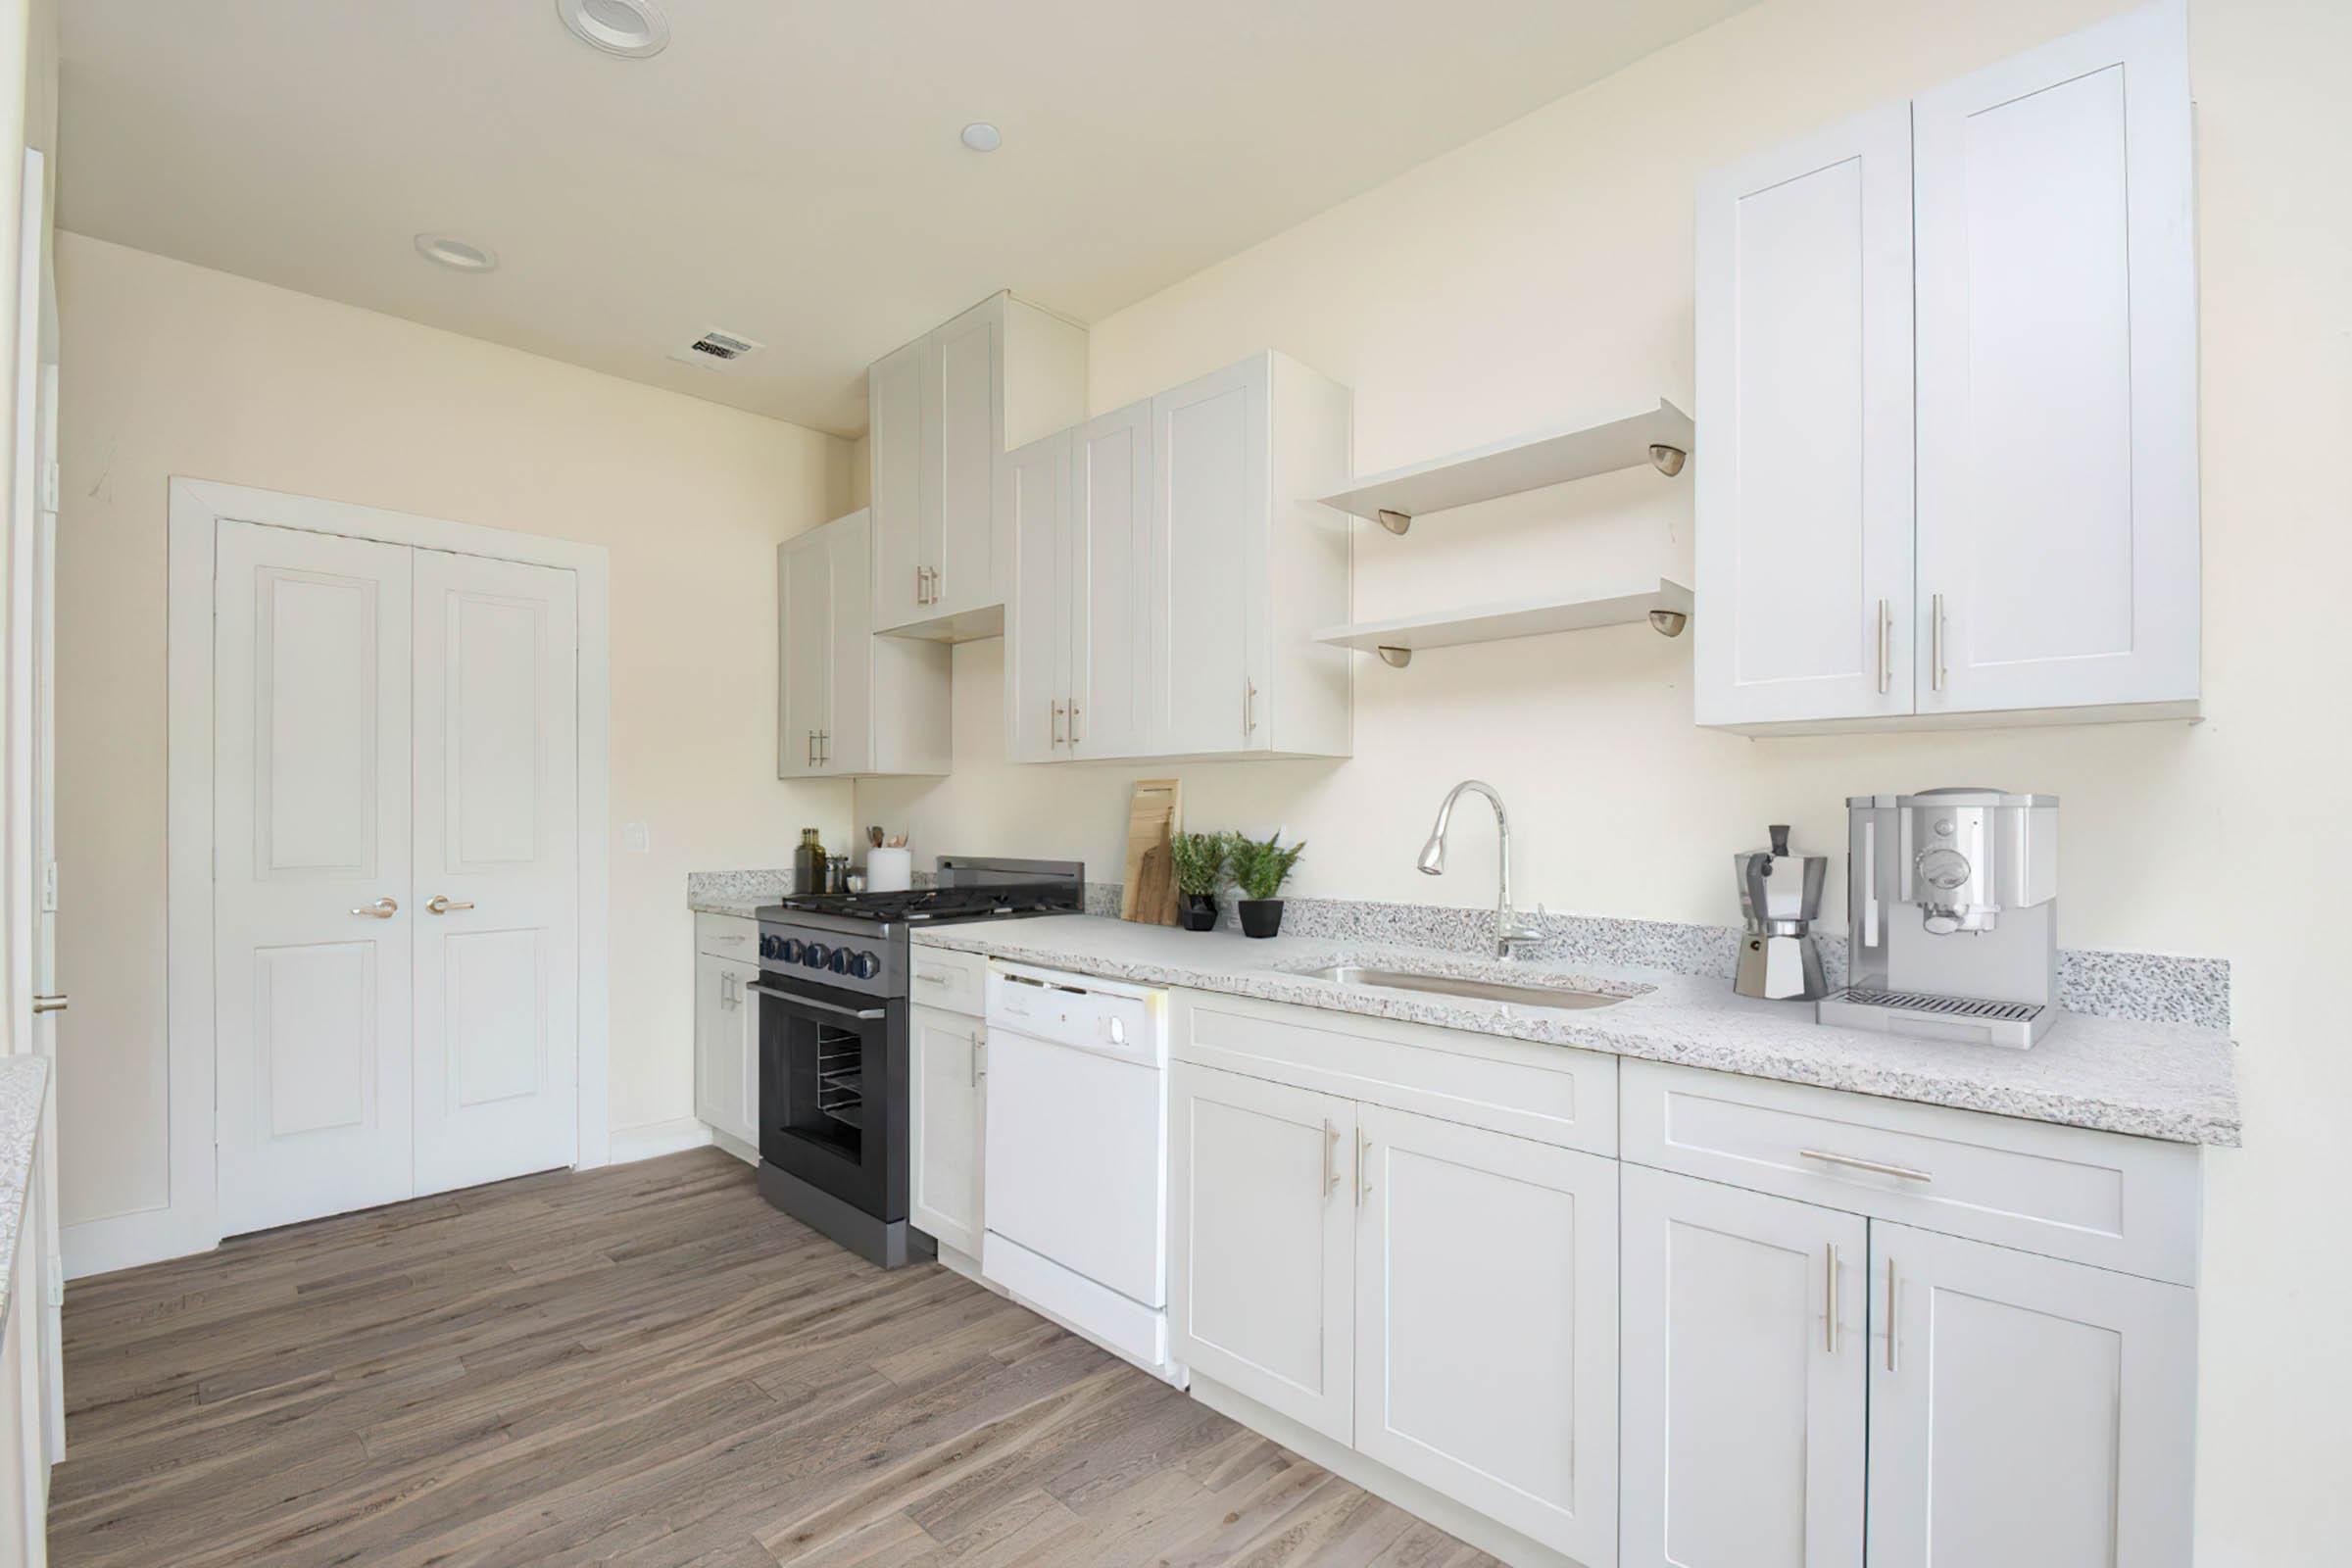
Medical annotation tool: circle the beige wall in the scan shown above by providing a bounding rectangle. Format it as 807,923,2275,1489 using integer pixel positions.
54,232,858,1224
855,0,2352,1558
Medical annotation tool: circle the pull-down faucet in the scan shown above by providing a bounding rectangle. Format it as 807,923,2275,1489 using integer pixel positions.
1418,780,1544,959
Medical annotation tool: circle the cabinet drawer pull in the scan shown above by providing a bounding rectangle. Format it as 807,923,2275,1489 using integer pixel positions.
1323,1119,1340,1198
913,970,949,987
1876,598,1891,696
1930,593,1948,693
1355,1127,1372,1205
1799,1148,1933,1184
1052,701,1065,746
1825,1244,1840,1353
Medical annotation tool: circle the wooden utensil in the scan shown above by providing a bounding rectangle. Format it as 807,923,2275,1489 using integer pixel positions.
1121,778,1182,926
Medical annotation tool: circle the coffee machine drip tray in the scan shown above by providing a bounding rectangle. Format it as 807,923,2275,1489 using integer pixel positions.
1820,986,2051,1050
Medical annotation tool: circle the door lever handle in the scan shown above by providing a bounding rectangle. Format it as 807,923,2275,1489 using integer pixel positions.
350,897,399,918
31,995,66,1014
425,896,475,915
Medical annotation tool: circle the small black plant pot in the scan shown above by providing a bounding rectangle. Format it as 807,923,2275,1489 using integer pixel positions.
1179,893,1220,932
1238,900,1285,939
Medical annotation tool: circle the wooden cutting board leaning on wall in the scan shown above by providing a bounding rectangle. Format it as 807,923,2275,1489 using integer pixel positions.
1121,778,1182,926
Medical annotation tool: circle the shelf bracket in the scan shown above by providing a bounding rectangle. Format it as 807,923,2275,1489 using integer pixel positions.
1375,645,1413,668
1647,444,1689,478
1375,509,1412,536
1647,609,1689,638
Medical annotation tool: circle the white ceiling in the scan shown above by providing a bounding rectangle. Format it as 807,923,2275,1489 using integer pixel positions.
58,0,1754,436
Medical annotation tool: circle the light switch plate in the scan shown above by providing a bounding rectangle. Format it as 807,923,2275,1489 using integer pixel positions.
622,821,651,854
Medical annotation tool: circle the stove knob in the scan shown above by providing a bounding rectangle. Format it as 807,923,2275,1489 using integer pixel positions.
849,951,882,980
757,933,778,961
825,948,851,975
777,937,805,964
802,942,830,970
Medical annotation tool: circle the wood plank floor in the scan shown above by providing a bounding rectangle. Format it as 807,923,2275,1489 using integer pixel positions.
49,1148,1496,1567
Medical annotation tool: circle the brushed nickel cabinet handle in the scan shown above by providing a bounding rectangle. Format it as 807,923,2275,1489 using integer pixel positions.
31,995,66,1014
1886,1258,1899,1372
1826,1244,1840,1353
1323,1119,1340,1198
1068,702,1081,745
350,897,398,918
425,896,474,914
1931,593,1947,693
1877,599,1891,695
1355,1127,1372,1206
1800,1148,1933,1184
1052,701,1065,746
1243,678,1257,736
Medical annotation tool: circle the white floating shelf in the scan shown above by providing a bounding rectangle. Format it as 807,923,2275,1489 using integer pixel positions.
1318,399,1693,531
1314,579,1692,666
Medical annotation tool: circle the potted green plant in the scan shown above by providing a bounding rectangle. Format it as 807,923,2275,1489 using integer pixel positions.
1170,830,1231,932
1227,831,1305,938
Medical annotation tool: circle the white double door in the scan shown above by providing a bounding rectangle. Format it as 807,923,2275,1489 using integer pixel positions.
214,518,579,1235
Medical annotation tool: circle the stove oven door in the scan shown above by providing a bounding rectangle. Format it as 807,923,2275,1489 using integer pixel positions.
752,977,907,1222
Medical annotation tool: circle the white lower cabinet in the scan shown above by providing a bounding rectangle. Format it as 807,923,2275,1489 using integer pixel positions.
1168,1063,1356,1444
1867,1223,2196,1568
909,1003,986,1257
691,918,758,1151
1620,1165,1868,1568
1354,1104,1617,1566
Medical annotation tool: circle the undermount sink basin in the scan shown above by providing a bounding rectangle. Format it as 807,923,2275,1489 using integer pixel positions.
1297,964,1629,1010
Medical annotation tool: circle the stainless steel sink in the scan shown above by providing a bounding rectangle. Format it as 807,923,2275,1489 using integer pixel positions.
1297,964,1629,1010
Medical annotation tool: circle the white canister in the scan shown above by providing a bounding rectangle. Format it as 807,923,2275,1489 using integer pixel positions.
865,847,912,893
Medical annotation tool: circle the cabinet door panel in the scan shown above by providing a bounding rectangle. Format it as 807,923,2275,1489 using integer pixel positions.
1003,430,1070,764
1072,401,1152,760
1867,1223,2196,1568
1168,1063,1353,1444
1354,1105,1616,1565
775,531,829,777
1694,103,1914,726
1151,361,1264,756
825,512,872,774
869,340,926,632
1620,1166,1866,1568
909,1006,983,1256
1914,3,2196,712
695,955,756,1145
930,303,1003,617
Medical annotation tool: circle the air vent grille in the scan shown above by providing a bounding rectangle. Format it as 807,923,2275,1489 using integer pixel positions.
682,327,761,364
1835,986,2043,1023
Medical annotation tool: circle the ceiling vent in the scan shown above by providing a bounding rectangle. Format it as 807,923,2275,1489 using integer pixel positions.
670,328,762,368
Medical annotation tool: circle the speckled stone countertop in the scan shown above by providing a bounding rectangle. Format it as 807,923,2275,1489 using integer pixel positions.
912,915,2239,1147
0,1054,49,1334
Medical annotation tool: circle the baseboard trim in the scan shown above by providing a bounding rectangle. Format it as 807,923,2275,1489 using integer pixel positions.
608,1116,713,1164
63,1207,220,1282
1188,1376,1578,1568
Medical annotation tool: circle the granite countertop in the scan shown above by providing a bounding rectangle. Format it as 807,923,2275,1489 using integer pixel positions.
911,914,2240,1147
0,1054,49,1333
691,898,768,919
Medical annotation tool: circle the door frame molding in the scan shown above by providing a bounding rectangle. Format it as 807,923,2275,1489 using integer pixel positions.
70,477,612,1277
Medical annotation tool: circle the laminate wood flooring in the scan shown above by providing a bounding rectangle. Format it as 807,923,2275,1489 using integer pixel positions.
48,1148,1496,1567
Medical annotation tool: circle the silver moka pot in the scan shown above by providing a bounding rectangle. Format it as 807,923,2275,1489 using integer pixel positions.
1734,824,1828,1001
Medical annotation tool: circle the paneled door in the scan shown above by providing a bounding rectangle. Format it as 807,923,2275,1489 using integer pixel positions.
1003,429,1070,763
776,525,832,777
1167,1062,1355,1444
410,550,579,1197
925,300,1004,618
1912,2,2197,714
1867,1222,2197,1568
1150,359,1265,756
1352,1104,1618,1567
214,519,416,1235
1619,1165,1867,1568
1071,400,1151,760
1693,101,1915,726
868,339,927,631
908,1005,984,1256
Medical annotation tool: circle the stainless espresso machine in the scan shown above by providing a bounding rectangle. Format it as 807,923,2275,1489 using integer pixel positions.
1819,789,2059,1048
1734,824,1828,1001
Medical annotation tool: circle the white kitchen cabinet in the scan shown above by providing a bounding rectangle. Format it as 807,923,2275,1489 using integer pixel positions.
1167,1061,1356,1445
1695,2,2197,732
869,293,1089,639
909,1004,986,1257
1620,1165,1868,1568
1694,102,1915,728
1867,1222,2196,1568
1912,3,2197,717
1149,353,1352,760
1005,400,1154,762
693,950,758,1149
1353,1104,1618,1566
776,509,948,778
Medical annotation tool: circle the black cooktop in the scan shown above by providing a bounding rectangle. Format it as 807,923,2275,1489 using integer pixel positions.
771,885,1065,924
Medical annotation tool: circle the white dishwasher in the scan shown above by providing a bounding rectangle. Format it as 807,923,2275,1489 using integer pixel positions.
981,961,1184,1385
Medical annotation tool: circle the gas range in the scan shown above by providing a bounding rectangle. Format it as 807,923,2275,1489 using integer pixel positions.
754,857,1083,998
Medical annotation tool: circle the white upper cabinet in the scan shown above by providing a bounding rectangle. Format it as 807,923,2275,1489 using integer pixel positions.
1004,427,1071,764
1694,103,1915,728
1148,352,1352,760
1913,3,2197,716
869,293,1088,639
777,510,949,778
1867,1222,2196,1568
1695,1,2197,732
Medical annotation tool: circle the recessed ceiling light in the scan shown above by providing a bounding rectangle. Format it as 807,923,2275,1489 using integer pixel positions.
960,122,1003,153
414,234,499,272
557,0,670,59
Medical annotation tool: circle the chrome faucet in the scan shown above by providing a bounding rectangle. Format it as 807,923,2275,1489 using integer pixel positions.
1417,780,1545,958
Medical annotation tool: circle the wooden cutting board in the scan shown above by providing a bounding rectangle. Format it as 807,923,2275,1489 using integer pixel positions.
1120,778,1182,926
